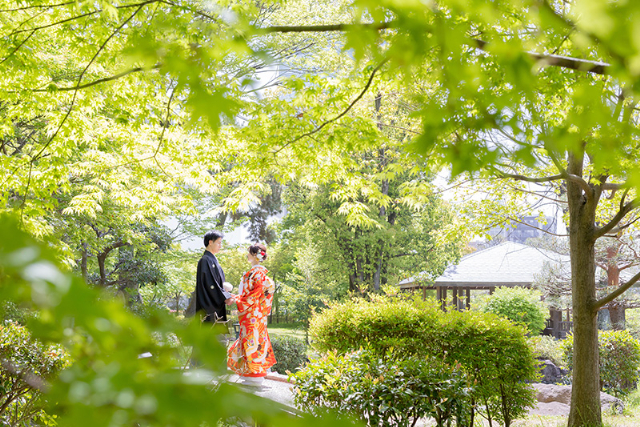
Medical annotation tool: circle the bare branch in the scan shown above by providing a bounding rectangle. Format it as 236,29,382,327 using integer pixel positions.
504,215,568,238
263,22,393,34
496,171,564,183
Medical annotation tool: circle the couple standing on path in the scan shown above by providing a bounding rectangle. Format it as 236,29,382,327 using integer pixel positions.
194,230,277,387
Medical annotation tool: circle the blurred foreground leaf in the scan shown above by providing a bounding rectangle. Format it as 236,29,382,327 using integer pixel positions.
0,215,360,427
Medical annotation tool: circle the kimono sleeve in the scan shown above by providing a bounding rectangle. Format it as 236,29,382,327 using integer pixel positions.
235,269,266,313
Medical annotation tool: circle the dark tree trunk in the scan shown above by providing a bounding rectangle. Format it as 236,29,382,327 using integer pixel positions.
609,305,626,330
80,244,88,283
567,151,602,427
97,252,108,287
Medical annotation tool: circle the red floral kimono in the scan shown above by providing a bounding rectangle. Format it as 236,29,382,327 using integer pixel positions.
227,265,276,377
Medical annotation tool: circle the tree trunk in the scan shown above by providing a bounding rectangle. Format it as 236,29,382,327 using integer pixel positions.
80,244,88,282
605,247,625,330
97,252,108,287
567,151,601,427
609,305,626,330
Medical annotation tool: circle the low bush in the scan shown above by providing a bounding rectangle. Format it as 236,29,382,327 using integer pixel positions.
0,320,71,426
309,297,538,427
562,329,640,397
270,336,308,374
481,286,547,335
1,301,32,325
528,335,565,367
309,297,441,356
292,350,473,427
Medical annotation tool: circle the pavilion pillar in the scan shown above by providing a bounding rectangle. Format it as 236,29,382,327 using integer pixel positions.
465,288,471,310
452,288,458,311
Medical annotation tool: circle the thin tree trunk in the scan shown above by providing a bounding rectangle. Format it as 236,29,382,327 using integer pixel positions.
605,246,625,330
567,151,601,427
97,252,108,287
80,244,88,282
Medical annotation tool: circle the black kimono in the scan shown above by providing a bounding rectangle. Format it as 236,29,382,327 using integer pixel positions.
195,250,232,322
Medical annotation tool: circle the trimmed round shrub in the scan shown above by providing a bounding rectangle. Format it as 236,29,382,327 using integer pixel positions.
309,297,441,356
270,336,308,374
562,329,640,396
482,286,547,334
292,350,473,427
309,296,538,427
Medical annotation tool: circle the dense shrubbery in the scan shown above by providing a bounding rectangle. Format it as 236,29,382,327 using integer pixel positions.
0,320,71,426
292,350,472,427
1,301,33,325
562,329,640,396
270,336,308,374
480,287,547,334
306,296,538,427
528,335,565,367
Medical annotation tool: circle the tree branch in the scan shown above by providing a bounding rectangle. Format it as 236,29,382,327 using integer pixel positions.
260,23,610,75
26,65,160,92
0,29,35,65
0,2,74,13
594,197,640,239
272,59,387,154
496,172,564,183
594,270,640,311
504,215,568,238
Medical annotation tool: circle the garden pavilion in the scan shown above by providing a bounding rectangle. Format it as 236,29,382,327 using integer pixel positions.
398,241,573,338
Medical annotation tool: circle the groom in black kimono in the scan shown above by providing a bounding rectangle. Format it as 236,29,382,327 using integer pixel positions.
195,230,232,323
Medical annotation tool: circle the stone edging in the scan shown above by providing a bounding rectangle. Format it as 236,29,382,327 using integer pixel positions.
266,373,292,384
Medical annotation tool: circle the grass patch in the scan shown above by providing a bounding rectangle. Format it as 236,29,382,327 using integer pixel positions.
268,323,306,341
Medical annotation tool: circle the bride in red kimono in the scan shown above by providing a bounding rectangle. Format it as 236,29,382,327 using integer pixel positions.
227,243,276,387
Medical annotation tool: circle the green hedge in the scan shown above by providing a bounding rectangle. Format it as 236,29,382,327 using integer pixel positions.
307,297,538,427
292,350,472,427
481,286,547,334
562,329,640,396
270,336,308,375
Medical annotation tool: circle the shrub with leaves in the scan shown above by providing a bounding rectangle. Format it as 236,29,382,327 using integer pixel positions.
0,320,71,426
309,296,538,427
481,286,547,335
562,330,640,396
528,335,565,367
292,350,473,427
270,336,308,374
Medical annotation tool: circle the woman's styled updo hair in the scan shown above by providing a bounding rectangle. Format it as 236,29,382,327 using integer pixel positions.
249,243,268,262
